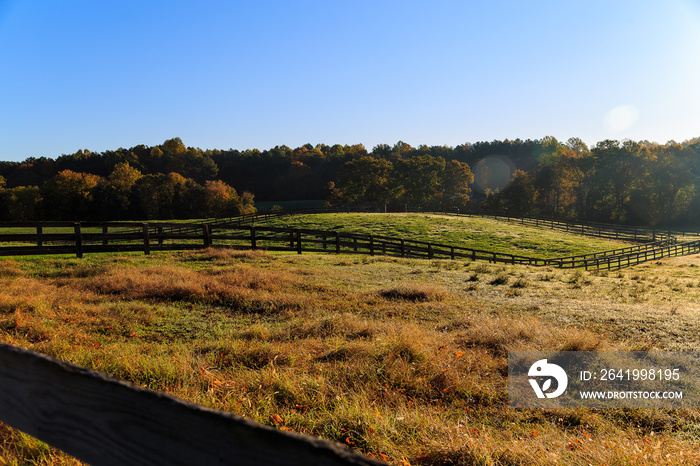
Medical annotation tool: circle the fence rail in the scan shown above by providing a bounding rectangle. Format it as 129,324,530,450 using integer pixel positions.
0,343,384,466
1,220,699,270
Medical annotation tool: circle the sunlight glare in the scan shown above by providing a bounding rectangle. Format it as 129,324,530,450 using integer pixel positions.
604,104,640,133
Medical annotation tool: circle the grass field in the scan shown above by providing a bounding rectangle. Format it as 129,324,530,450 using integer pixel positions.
1,215,699,464
250,213,631,258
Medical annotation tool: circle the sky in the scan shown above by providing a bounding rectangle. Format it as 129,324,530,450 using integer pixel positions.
1,0,699,162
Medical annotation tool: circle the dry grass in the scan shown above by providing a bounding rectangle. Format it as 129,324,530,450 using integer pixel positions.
378,284,446,302
1,248,700,464
80,261,313,315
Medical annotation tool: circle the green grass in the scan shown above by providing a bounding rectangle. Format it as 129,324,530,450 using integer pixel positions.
251,212,631,258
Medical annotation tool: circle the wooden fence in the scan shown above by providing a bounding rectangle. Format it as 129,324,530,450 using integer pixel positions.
0,343,384,466
135,206,700,246
1,221,699,270
0,222,206,258
451,210,698,243
545,239,700,270
226,206,700,241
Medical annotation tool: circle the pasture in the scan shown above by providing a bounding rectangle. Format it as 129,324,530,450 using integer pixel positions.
0,213,698,464
248,212,632,257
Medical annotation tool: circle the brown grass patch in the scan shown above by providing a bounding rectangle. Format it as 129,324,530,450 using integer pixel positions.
274,314,375,341
80,265,310,314
207,342,295,370
192,247,271,263
378,284,446,302
455,315,608,356
0,259,23,277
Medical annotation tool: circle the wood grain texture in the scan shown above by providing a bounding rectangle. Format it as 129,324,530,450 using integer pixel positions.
0,344,385,466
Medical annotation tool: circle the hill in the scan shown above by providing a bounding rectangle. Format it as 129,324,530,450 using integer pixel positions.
250,212,631,258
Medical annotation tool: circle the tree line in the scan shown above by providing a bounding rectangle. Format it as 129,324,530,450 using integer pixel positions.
0,136,699,226
484,137,700,226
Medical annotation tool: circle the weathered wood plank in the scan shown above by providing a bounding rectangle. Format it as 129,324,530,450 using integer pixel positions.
0,343,385,466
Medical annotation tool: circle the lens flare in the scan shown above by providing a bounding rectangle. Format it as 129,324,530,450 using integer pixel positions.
473,155,514,195
604,105,640,133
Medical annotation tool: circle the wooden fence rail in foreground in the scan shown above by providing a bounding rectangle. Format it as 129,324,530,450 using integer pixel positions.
0,343,384,466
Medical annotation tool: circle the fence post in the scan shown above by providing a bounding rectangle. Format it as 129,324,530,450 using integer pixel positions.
102,225,108,246
400,239,405,257
202,224,211,248
158,227,164,246
369,235,374,256
428,244,433,259
296,229,302,254
37,226,43,248
450,246,455,260
74,223,83,259
251,226,257,250
335,232,340,253
142,224,150,255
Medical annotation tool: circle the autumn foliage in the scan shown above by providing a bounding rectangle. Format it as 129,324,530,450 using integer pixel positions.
1,136,700,225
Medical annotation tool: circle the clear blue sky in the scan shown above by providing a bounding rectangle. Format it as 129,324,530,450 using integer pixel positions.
1,0,699,162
